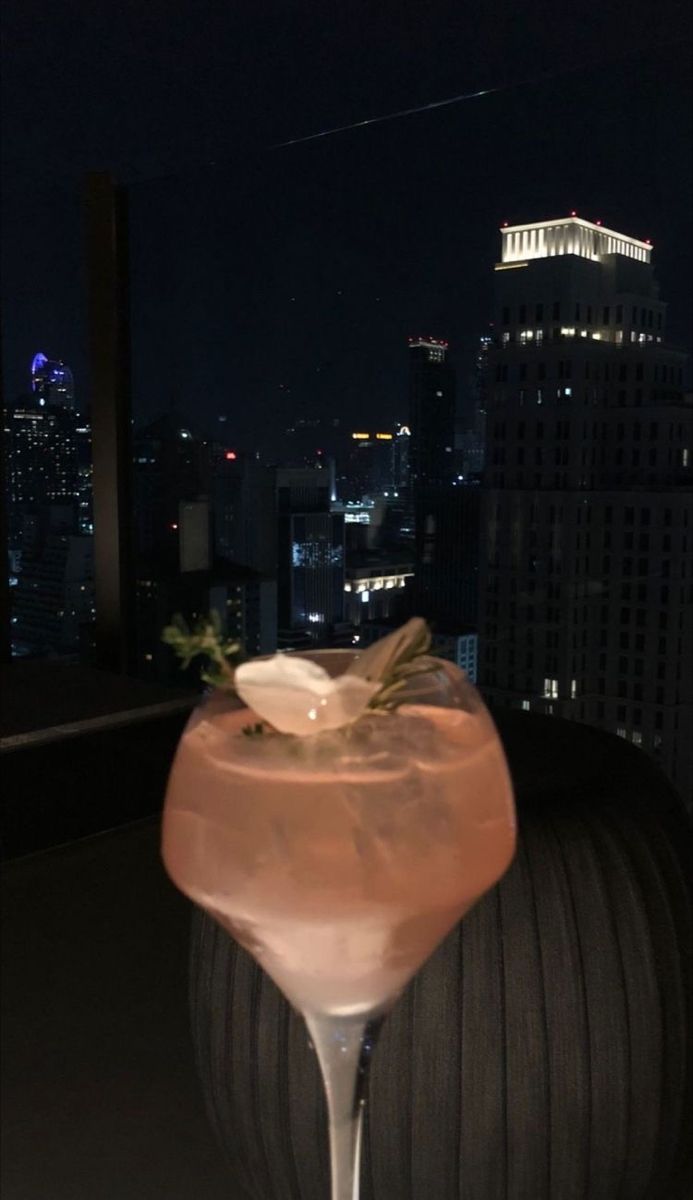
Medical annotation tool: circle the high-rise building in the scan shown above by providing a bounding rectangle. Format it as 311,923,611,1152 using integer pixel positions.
211,450,277,575
4,357,92,658
339,430,395,501
480,214,692,802
12,525,94,658
407,337,456,489
132,413,210,568
31,352,75,409
414,482,481,629
276,467,345,637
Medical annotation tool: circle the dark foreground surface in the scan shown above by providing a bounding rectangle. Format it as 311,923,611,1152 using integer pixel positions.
0,819,232,1200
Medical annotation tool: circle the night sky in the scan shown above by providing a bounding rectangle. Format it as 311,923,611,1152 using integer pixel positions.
2,0,692,455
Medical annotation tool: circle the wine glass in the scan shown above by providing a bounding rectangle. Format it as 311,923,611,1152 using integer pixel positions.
162,649,515,1198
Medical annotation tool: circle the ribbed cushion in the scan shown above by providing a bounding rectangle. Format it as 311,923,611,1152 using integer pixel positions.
189,712,692,1199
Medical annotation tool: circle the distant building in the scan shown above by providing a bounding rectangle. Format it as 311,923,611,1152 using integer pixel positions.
407,337,456,489
480,214,692,802
31,351,75,409
5,398,79,519
392,422,411,495
4,359,91,658
136,564,277,684
12,525,94,658
276,467,345,636
343,560,413,626
413,481,481,630
339,430,396,502
210,450,277,575
132,413,210,568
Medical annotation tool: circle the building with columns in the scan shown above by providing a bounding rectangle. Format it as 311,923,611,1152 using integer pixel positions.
479,215,692,804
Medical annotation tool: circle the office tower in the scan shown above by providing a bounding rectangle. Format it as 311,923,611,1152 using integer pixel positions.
12,525,94,657
132,413,210,568
210,450,277,575
31,351,75,409
5,397,79,521
276,467,345,637
480,214,692,802
393,422,411,494
415,482,480,628
75,417,93,535
455,335,492,479
407,337,456,489
5,357,90,657
132,423,279,677
340,430,395,502
407,335,479,662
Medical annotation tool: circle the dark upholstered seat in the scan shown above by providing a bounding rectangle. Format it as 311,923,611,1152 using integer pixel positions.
189,712,692,1199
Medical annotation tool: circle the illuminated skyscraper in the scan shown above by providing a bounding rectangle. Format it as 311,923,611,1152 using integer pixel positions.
5,358,91,657
480,215,692,802
31,352,75,409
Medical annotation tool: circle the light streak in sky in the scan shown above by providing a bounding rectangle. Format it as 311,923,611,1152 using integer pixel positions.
271,86,496,149
269,48,686,150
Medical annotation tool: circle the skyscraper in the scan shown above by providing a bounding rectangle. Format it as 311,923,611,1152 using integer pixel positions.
4,355,92,657
276,467,345,638
407,337,456,489
479,215,692,802
339,430,395,502
31,352,75,409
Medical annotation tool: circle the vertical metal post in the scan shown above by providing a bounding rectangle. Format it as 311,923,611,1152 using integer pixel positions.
85,172,134,673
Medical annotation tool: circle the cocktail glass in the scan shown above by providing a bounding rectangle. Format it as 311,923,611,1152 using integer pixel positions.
162,650,516,1198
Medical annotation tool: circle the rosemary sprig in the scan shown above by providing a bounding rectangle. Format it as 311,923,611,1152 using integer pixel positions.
161,610,244,689
345,617,437,711
161,612,437,722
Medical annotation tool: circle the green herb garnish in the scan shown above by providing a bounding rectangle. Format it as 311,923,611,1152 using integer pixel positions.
161,610,244,689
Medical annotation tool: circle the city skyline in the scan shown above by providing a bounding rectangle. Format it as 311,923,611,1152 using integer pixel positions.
2,1,691,435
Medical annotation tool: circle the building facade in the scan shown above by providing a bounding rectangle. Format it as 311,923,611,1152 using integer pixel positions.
479,215,693,803
407,337,456,489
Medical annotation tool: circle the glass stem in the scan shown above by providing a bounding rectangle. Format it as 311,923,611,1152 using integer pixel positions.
304,1011,384,1200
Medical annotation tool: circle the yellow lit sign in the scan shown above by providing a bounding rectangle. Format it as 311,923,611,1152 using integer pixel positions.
352,432,370,439
375,433,393,440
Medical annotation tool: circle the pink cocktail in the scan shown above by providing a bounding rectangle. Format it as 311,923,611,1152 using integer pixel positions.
162,647,515,1198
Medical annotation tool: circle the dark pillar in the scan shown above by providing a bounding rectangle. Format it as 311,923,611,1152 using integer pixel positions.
0,328,11,665
84,172,134,673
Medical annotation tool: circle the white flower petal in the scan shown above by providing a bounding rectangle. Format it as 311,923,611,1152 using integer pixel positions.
234,654,379,736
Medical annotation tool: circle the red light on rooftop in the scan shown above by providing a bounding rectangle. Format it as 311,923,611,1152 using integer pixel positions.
596,219,602,225
502,221,509,227
170,522,178,531
645,238,652,244
570,210,577,217
225,450,237,460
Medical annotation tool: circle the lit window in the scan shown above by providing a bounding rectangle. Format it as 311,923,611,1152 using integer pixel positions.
570,679,577,699
617,728,627,738
632,731,643,746
361,590,370,603
543,677,558,698
521,700,530,711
